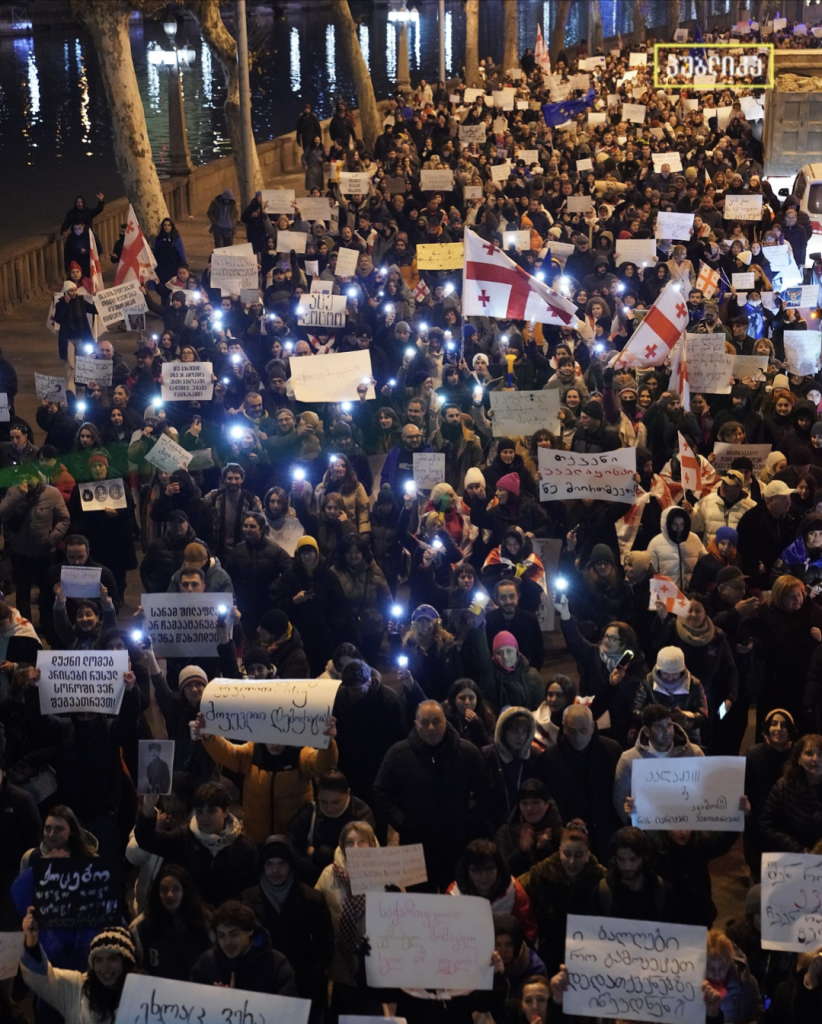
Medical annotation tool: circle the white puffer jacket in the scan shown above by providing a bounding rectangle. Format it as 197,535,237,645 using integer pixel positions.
691,489,757,544
647,506,707,590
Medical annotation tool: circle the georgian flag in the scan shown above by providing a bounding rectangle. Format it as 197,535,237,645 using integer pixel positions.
678,431,701,493
535,23,551,74
88,230,105,295
462,228,578,326
649,575,690,617
612,283,689,369
114,204,158,287
696,261,720,299
412,278,430,302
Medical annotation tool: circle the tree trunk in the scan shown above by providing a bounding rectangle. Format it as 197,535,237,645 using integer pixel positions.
590,0,603,54
464,0,480,88
550,0,572,61
633,0,648,45
668,0,681,40
184,0,263,194
502,0,518,73
330,0,381,153
70,0,168,239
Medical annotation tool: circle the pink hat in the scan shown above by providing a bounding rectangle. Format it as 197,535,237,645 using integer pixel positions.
496,472,521,497
492,631,519,653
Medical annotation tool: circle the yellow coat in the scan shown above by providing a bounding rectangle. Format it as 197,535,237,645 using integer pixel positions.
202,735,338,844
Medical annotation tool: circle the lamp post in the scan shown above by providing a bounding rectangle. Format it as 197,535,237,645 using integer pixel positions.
235,0,256,210
395,2,411,90
163,16,193,176
438,0,445,83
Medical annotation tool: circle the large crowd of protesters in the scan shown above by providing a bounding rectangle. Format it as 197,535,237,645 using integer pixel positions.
3,11,822,1024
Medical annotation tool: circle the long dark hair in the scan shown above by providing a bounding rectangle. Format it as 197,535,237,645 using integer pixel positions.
784,733,822,788
325,453,359,496
454,839,511,902
144,863,211,931
444,677,496,733
82,961,135,1021
43,805,97,857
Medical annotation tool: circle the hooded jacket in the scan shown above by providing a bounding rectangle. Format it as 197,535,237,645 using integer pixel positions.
474,625,544,712
190,927,297,995
140,521,201,593
647,506,707,589
632,665,710,745
481,707,546,827
778,399,817,459
613,723,705,823
168,555,234,594
771,512,822,590
149,470,215,549
0,482,70,557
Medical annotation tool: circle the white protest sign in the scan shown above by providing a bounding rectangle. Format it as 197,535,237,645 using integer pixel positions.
566,196,594,213
142,593,233,658
622,102,647,123
655,211,694,240
346,844,428,894
297,293,347,328
143,433,194,474
310,278,334,295
739,96,764,120
338,172,371,195
732,355,769,381
761,853,822,951
568,74,590,90
518,149,538,164
60,565,103,599
576,158,594,173
587,111,606,125
0,933,24,980
305,260,319,277
538,448,637,502
464,186,484,200
673,27,689,41
564,915,707,1024
94,280,147,329
334,247,359,277
79,478,128,512
160,361,214,402
503,230,531,251
764,244,791,269
629,53,648,66
413,452,446,490
774,17,787,29
492,88,515,110
260,188,295,213
652,152,683,173
75,357,113,386
616,239,658,265
715,105,734,130
36,650,128,716
276,230,307,254
459,124,487,144
117,975,310,1024
784,330,822,376
693,73,717,86
685,333,734,394
710,443,771,473
490,162,512,182
682,98,699,111
732,272,756,290
782,285,819,308
0,393,8,422
632,755,745,831
201,678,341,750
365,892,494,991
211,246,257,296
34,374,67,401
298,196,336,221
288,350,375,402
489,390,560,436
723,194,763,221
548,241,576,260
464,88,484,103
578,56,605,71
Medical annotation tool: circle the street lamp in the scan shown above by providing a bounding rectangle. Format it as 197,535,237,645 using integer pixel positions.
389,1,412,91
163,15,193,176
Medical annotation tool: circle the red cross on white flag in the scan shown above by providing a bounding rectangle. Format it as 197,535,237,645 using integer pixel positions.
678,431,701,494
612,283,688,369
412,279,430,302
648,575,689,616
114,204,158,287
462,228,578,326
88,230,105,295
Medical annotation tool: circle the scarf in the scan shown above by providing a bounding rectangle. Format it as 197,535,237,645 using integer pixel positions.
599,646,622,671
260,871,294,913
332,862,365,958
707,537,736,564
189,812,243,857
675,615,715,647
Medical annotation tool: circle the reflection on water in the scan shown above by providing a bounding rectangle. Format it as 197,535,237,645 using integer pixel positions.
2,0,661,244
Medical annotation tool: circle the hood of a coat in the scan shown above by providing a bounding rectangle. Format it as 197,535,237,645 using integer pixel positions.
661,504,692,545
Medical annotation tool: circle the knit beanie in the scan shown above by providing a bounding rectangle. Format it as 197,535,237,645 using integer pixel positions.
61,280,77,294
88,927,136,967
260,834,295,870
492,631,519,653
496,472,521,497
655,646,685,675
464,467,486,488
259,609,289,638
244,647,272,671
714,526,738,547
589,543,616,566
791,446,812,466
88,453,108,467
178,665,208,691
296,535,319,553
581,400,604,421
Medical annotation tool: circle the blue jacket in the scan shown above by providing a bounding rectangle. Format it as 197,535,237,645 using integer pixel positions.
380,442,434,494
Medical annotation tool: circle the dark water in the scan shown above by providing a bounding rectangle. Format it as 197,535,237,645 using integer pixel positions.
0,0,704,244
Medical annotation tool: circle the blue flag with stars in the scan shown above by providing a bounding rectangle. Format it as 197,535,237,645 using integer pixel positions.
541,88,596,127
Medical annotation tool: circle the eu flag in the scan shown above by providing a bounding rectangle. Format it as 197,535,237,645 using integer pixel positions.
541,88,596,127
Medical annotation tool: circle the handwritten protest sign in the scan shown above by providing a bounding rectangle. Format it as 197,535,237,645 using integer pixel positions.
723,194,763,221
289,350,375,402
732,354,769,380
34,374,67,401
339,172,371,195
94,280,147,329
141,593,233,658
712,443,772,473
79,478,128,512
652,152,684,172
413,452,446,490
629,52,648,66
276,229,308,254
36,650,127,716
260,188,295,213
464,185,484,200
489,390,560,436
60,565,102,599
732,272,756,290
459,124,486,143
298,294,347,329
298,196,336,221
566,196,594,213
420,170,455,191
518,149,538,164
144,434,194,475
685,333,734,393
334,246,359,277
75,357,113,386
365,892,494,990
622,102,647,123
655,211,694,240
764,243,791,269
502,230,532,251
761,852,822,951
782,285,819,308
211,245,257,296
464,87,484,103
576,158,594,173
0,933,23,980
161,362,214,402
631,755,745,831
492,87,515,109
587,111,606,125
117,975,310,1024
345,844,429,894
33,857,121,931
563,915,707,1024
416,242,464,270
201,678,341,750
537,448,637,502
784,330,822,375
490,162,512,182
616,239,657,265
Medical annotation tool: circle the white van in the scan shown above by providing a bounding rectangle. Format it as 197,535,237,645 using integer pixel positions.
777,164,822,263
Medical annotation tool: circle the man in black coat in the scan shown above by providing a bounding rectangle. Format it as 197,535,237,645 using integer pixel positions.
736,481,797,591
140,513,203,594
485,579,545,670
373,700,488,891
0,755,41,930
541,704,621,864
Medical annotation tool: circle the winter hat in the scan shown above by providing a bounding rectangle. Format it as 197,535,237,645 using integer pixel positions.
88,927,137,967
589,543,616,566
762,707,796,739
168,509,190,523
259,609,289,638
244,647,272,671
260,834,295,870
581,400,604,421
296,535,319,553
791,446,812,466
716,566,747,586
411,370,431,388
763,480,791,498
655,646,686,675
626,550,653,578
472,352,489,368
375,483,398,507
714,526,738,547
88,453,108,467
496,472,521,497
332,421,353,439
412,603,439,622
770,373,790,392
144,405,162,420
395,321,411,333
497,437,517,454
464,467,486,488
812,422,822,437
61,280,77,294
178,665,208,692
462,324,477,340
492,631,519,653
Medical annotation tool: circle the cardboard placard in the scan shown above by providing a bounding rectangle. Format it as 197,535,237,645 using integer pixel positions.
566,196,594,213
338,172,371,195
117,976,309,1024
761,853,822,951
60,565,103,599
276,230,308,254
651,152,684,173
622,102,647,123
298,196,337,221
685,333,734,394
160,361,214,402
615,239,658,266
416,242,465,270
732,272,756,290
93,280,147,329
79,478,128,512
288,350,375,402
32,857,121,931
502,230,532,252
631,755,745,831
538,448,637,502
723,194,763,221
34,374,67,401
298,293,347,328
784,330,822,376
334,247,359,278
489,390,560,436
413,452,446,490
36,650,128,716
346,843,428,894
259,188,295,213
143,434,193,475
75,357,113,386
655,211,694,240
141,593,234,658
712,443,772,473
459,124,487,143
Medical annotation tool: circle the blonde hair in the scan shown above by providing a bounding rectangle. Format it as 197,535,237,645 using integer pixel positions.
706,929,734,965
183,542,208,564
766,575,805,612
340,820,377,857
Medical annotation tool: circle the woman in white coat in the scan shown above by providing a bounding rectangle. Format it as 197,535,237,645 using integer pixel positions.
647,505,707,591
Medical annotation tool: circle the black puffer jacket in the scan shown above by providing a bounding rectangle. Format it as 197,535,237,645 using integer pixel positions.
226,536,292,632
140,521,202,593
190,928,298,995
149,470,215,549
761,775,822,853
